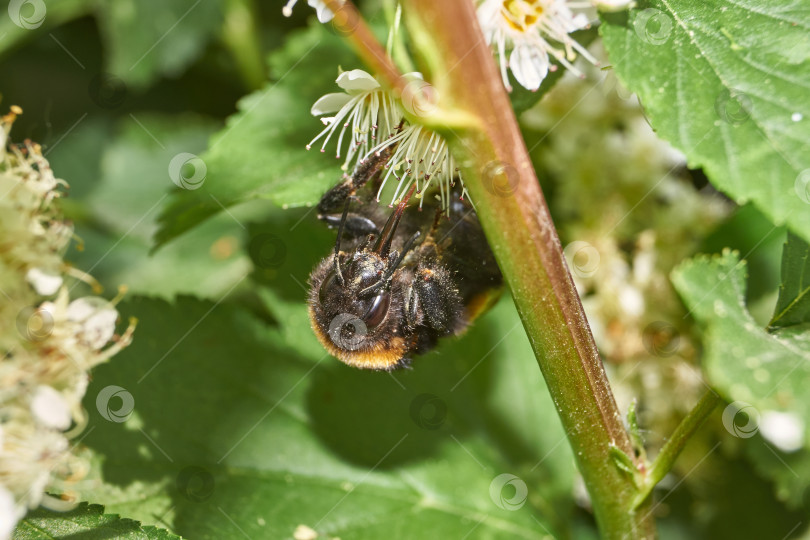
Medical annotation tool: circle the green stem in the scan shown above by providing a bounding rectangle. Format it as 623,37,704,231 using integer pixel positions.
633,390,721,509
221,0,265,91
382,0,416,74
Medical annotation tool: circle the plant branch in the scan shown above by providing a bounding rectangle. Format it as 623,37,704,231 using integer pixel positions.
322,0,407,95
633,389,721,509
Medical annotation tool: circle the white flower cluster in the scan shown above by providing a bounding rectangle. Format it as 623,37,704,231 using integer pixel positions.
0,107,134,538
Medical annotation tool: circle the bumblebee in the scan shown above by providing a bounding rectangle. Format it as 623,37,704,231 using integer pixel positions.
307,153,503,370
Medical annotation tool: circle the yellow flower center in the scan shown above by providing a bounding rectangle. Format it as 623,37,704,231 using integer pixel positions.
501,0,545,33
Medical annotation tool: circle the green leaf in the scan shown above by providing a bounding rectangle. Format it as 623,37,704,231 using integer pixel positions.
671,251,810,446
49,113,250,299
77,294,575,539
0,0,92,57
14,502,180,539
96,0,223,88
154,23,357,249
770,231,810,329
601,0,810,244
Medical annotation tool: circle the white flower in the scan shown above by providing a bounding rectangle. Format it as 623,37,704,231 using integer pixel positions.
308,69,402,172
282,0,335,23
477,0,598,91
367,124,467,210
309,70,468,210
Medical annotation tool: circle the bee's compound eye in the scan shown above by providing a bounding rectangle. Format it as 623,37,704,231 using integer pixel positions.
363,292,391,329
318,270,338,304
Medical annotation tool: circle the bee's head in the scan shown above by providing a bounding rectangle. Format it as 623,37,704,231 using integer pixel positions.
307,187,419,370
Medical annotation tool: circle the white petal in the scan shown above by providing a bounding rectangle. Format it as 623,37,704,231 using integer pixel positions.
66,297,101,322
31,385,72,430
336,69,380,92
509,45,549,91
83,308,118,349
309,0,334,22
0,486,21,540
67,297,119,348
570,13,591,30
760,411,805,453
592,0,634,12
311,93,352,116
26,268,63,296
476,0,502,29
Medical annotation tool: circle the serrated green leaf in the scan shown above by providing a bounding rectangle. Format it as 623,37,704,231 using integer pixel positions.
154,23,357,249
96,0,223,88
671,251,810,446
601,0,810,244
14,502,180,539
770,231,810,329
77,294,575,539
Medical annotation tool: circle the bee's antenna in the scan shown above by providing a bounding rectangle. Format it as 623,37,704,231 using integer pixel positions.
373,183,417,258
333,198,351,286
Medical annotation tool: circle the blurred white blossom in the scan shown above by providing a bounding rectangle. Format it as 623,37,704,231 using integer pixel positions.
0,107,134,538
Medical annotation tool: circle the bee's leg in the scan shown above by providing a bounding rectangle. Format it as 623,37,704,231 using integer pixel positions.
320,212,378,237
406,262,463,335
317,148,394,238
317,147,393,215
